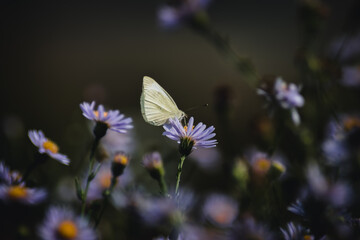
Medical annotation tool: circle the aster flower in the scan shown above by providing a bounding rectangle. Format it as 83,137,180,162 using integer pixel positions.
158,0,212,29
288,200,306,217
38,206,97,240
0,183,46,205
258,77,304,126
202,194,238,227
163,117,217,157
80,101,133,139
0,162,22,185
142,151,165,180
280,222,314,240
28,130,70,165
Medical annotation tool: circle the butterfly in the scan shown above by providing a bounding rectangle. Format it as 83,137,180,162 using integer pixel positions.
140,76,186,126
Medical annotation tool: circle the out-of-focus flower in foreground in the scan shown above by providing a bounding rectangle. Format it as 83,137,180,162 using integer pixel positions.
38,206,97,240
80,101,133,139
163,117,217,156
28,130,70,165
0,183,46,205
202,194,238,227
0,162,22,185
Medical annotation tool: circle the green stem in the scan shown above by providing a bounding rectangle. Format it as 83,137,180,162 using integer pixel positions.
175,156,186,197
81,138,99,217
159,175,168,197
94,176,117,228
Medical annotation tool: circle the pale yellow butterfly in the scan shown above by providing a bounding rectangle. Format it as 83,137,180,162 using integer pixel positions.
140,76,186,126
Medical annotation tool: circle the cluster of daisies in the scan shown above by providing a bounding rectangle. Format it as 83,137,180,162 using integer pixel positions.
0,101,218,240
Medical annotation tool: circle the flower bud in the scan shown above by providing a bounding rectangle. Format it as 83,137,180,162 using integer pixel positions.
111,152,128,177
142,152,165,181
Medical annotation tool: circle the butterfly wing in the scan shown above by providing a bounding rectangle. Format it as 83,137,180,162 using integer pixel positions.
141,76,185,126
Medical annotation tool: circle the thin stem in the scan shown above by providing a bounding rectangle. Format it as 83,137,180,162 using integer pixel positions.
159,175,168,197
81,138,99,217
175,155,186,197
22,153,48,183
94,176,117,228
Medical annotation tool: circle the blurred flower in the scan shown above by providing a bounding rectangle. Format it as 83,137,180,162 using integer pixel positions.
340,65,360,87
258,77,304,125
38,206,97,240
231,217,274,240
80,101,133,138
0,183,46,205
202,194,238,227
163,117,217,156
232,159,249,188
0,161,22,185
100,129,136,155
189,147,221,171
28,130,70,165
280,222,314,240
322,115,360,165
142,151,165,181
306,163,352,207
158,0,212,29
87,162,132,201
288,200,306,217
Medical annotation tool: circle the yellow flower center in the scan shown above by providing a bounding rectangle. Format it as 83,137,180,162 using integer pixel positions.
254,158,271,173
343,117,360,132
99,172,112,188
184,126,194,133
8,185,27,199
114,154,128,165
304,235,313,240
43,140,59,154
57,220,78,239
93,111,108,118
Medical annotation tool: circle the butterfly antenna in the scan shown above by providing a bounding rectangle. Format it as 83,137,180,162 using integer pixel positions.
184,104,209,113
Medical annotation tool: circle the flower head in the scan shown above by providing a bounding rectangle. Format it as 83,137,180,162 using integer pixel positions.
38,206,97,240
142,152,165,180
80,101,133,138
28,130,70,165
280,222,314,240
158,0,212,29
0,183,46,205
163,117,217,156
0,162,22,185
202,194,238,227
111,152,129,177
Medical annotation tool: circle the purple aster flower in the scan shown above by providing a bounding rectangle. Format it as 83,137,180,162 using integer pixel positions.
142,151,165,181
0,162,22,185
80,101,133,138
158,0,212,29
288,200,306,217
28,130,70,165
202,194,238,227
163,117,217,156
0,183,46,205
280,222,314,240
274,78,304,125
38,206,97,240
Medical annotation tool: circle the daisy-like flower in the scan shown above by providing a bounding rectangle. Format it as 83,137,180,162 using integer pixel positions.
0,162,22,185
257,77,304,126
142,152,165,181
274,78,304,125
28,130,70,165
80,101,133,139
163,117,217,157
0,183,46,205
202,194,238,227
280,222,314,240
38,206,97,240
